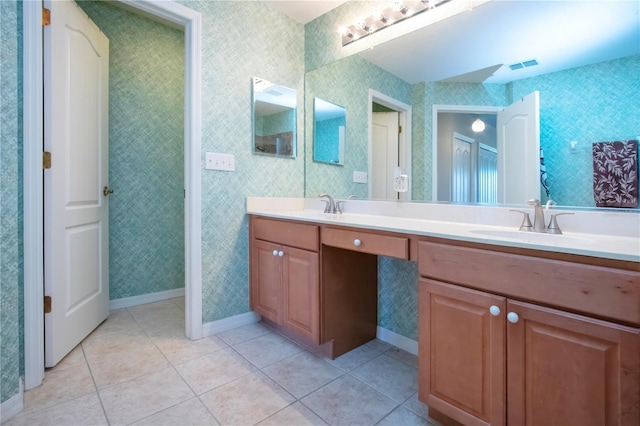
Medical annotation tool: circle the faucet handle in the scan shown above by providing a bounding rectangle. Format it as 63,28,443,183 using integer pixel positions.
510,210,533,231
527,198,541,206
320,199,331,213
335,201,345,214
546,212,574,234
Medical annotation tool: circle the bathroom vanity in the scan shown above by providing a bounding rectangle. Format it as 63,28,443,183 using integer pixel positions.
247,198,640,425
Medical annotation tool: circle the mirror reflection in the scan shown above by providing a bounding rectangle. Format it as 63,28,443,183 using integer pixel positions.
252,77,296,157
313,98,346,165
304,0,640,209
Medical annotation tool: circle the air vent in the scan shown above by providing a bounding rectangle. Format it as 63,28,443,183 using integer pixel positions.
509,59,539,71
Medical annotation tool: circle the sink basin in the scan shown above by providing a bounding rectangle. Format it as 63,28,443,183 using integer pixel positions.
470,229,592,246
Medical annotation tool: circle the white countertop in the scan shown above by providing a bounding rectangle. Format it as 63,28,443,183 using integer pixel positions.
246,197,640,263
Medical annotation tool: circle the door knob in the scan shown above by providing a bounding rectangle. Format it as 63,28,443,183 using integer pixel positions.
278,251,284,257
272,250,278,256
353,239,361,247
103,186,114,196
489,305,501,316
507,312,520,323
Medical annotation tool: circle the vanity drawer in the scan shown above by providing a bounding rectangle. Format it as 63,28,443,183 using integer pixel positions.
418,240,640,325
252,216,319,252
322,227,409,260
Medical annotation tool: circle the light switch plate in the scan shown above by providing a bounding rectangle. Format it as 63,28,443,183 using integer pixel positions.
353,171,368,183
205,152,235,171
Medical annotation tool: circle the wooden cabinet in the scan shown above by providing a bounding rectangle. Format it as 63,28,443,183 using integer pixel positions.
418,240,640,426
250,217,319,344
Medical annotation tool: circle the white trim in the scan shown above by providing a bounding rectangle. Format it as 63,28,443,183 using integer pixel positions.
23,0,203,390
202,312,261,337
368,89,412,201
109,288,185,310
0,379,24,423
23,0,45,392
377,326,418,356
431,104,503,202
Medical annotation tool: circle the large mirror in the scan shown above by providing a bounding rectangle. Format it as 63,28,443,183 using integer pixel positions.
313,98,346,165
252,77,296,157
304,0,640,208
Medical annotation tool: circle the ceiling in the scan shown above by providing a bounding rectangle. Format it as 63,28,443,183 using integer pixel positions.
268,0,639,84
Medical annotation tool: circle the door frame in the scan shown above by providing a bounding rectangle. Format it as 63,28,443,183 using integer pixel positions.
23,0,203,390
432,105,502,202
368,89,412,200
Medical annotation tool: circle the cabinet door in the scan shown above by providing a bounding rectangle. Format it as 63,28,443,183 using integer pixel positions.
419,279,506,426
282,246,319,343
251,240,282,323
507,300,640,426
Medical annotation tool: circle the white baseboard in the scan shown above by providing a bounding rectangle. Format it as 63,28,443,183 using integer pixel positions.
109,288,185,310
377,326,418,356
202,311,261,337
1,378,24,423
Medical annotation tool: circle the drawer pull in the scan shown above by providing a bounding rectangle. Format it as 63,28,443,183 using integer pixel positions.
489,305,501,316
278,251,284,257
353,239,362,247
272,250,278,256
507,312,520,324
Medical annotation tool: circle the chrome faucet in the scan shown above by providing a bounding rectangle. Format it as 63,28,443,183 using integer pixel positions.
319,194,336,214
335,195,357,214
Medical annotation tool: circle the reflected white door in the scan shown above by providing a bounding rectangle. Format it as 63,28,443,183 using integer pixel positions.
497,91,540,204
372,112,399,199
451,133,474,203
44,0,110,367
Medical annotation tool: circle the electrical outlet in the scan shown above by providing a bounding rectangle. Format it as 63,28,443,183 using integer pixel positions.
205,152,235,171
353,171,368,183
394,174,408,192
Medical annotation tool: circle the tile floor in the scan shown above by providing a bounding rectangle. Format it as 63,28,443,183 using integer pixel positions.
6,298,436,426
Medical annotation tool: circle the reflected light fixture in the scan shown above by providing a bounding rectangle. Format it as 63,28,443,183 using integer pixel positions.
340,0,453,46
472,118,485,132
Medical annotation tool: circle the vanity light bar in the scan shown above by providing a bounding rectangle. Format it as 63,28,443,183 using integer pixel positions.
340,0,453,46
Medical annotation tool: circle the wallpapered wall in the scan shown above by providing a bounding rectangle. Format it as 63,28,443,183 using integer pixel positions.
1,0,23,405
78,1,186,300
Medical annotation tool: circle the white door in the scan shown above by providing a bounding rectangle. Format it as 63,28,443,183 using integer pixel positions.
451,133,474,203
44,0,110,367
372,112,399,199
497,91,540,204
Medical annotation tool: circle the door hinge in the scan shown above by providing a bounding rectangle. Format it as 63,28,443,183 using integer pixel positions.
43,151,52,169
398,125,402,134
42,8,51,26
44,296,52,314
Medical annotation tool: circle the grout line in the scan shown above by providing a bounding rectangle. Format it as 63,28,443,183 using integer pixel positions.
79,344,112,425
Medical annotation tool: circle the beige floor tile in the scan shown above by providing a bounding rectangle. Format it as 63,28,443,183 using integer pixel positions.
351,353,418,402
327,342,384,372
130,397,219,426
22,358,96,413
88,343,170,389
5,393,107,426
258,401,327,426
232,332,303,368
82,327,154,360
199,371,295,425
152,332,227,365
215,321,271,345
262,351,343,398
128,301,184,331
46,344,86,373
364,338,394,353
378,406,434,426
99,367,194,425
403,392,431,420
301,375,397,425
386,347,419,368
174,347,256,395
170,296,185,311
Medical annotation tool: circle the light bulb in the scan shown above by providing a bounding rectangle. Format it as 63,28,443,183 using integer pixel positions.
472,118,485,132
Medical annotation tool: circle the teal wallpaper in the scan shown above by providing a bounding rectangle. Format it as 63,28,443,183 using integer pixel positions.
314,116,345,164
510,54,640,208
78,0,186,300
0,0,22,405
179,0,305,322
305,54,412,199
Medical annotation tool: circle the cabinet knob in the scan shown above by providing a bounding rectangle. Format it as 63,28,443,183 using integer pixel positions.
278,251,284,257
353,239,361,247
507,312,519,323
489,305,501,316
272,250,278,256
